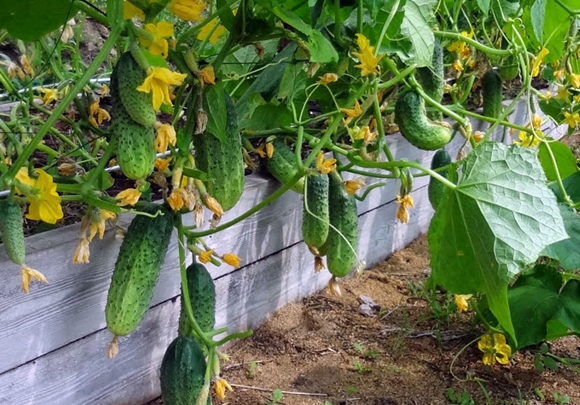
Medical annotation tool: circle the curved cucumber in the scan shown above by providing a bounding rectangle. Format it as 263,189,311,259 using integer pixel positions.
415,40,444,121
302,173,329,250
265,138,305,194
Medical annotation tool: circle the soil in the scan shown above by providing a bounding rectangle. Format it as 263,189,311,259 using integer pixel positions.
147,235,580,405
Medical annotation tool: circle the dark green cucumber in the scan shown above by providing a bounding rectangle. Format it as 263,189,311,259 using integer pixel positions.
415,40,444,121
105,203,174,337
302,173,330,251
265,138,305,194
160,335,208,405
0,200,25,265
178,262,216,338
482,70,503,119
394,90,452,150
324,176,358,278
193,94,244,211
428,149,452,210
499,56,519,81
115,52,156,127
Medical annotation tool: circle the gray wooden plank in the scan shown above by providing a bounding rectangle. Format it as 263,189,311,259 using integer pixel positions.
0,183,432,405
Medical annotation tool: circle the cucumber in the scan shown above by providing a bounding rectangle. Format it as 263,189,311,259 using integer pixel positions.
415,40,444,121
482,70,503,119
324,175,358,278
265,138,305,194
105,203,174,338
302,172,329,251
178,262,216,339
193,94,244,211
428,149,452,210
115,52,156,127
160,335,208,405
0,200,25,265
394,90,452,151
499,56,519,81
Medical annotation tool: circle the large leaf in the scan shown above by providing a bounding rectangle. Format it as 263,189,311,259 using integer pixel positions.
0,0,77,42
542,0,574,62
530,0,546,44
508,265,580,349
399,0,436,67
538,140,578,182
541,203,580,271
429,142,567,340
307,30,339,63
204,83,227,142
476,0,490,14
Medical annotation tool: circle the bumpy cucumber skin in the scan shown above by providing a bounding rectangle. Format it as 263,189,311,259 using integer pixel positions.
499,57,519,81
0,200,25,265
105,204,174,337
482,70,503,119
415,40,444,121
265,138,305,194
324,176,358,278
109,62,156,181
302,173,330,250
428,149,452,210
394,90,452,151
160,335,208,405
116,52,156,127
178,263,216,337
193,95,244,211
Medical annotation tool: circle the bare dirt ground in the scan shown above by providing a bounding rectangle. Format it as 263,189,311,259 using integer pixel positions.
148,235,580,405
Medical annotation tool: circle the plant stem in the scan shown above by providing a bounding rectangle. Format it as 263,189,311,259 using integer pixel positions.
435,31,512,57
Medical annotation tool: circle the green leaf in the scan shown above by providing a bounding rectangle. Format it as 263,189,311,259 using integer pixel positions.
476,0,490,14
204,83,227,142
429,142,567,340
542,204,580,271
244,104,293,131
277,62,308,101
0,0,77,42
538,141,578,181
541,0,573,62
272,6,313,36
307,31,339,63
216,0,235,31
550,171,580,203
530,0,546,44
399,0,436,67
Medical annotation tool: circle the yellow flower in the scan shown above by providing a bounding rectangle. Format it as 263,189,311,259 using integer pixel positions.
137,67,188,111
197,17,227,44
446,27,474,60
21,265,48,293
531,113,542,131
168,188,188,211
318,73,338,85
24,169,63,224
452,59,464,72
88,209,116,242
316,151,336,174
15,167,35,189
478,333,512,365
167,0,206,22
473,131,484,143
123,0,145,20
255,142,274,158
139,21,174,58
155,157,172,171
198,249,214,264
100,84,109,96
344,177,365,195
115,188,141,206
214,378,233,400
20,55,34,76
531,47,549,77
354,125,376,144
72,238,90,264
513,131,542,148
570,73,580,89
39,88,58,105
395,194,414,224
223,253,241,268
352,34,383,76
556,85,570,101
6,61,25,80
340,100,362,125
197,66,216,85
201,194,224,217
564,111,580,128
314,256,325,272
454,294,472,312
553,69,566,82
155,123,177,153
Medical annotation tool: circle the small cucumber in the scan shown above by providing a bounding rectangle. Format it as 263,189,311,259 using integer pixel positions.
115,52,156,127
105,203,174,338
0,200,25,265
178,262,216,338
415,40,444,121
394,90,452,151
324,175,358,278
160,335,208,405
428,149,452,210
482,70,503,119
302,172,330,251
265,138,305,194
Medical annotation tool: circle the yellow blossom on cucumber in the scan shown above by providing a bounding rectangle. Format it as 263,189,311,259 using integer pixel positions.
223,253,241,268
531,47,549,77
316,151,336,174
155,123,177,153
314,256,325,272
513,131,542,148
88,209,116,242
202,194,224,217
395,194,414,224
563,111,580,128
198,249,214,264
20,55,34,76
447,27,474,60
168,0,206,21
318,73,338,84
454,294,472,312
100,84,109,96
553,69,566,82
24,169,63,224
123,0,145,20
21,265,48,293
255,142,274,158
478,333,511,366
137,67,187,111
72,238,90,264
155,157,172,172
197,66,216,85
115,188,141,206
354,125,376,144
6,61,25,80
139,21,174,58
168,188,188,211
39,88,58,105
214,377,233,400
344,177,365,195
352,34,383,76
452,59,463,72
340,100,362,125
197,17,227,44
570,73,580,89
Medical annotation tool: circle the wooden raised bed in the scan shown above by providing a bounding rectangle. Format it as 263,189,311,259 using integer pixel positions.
0,105,564,405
